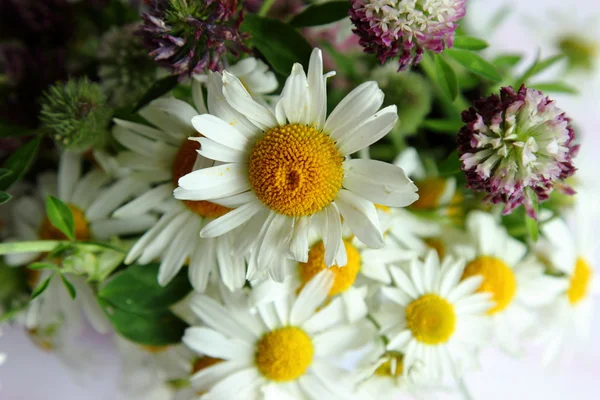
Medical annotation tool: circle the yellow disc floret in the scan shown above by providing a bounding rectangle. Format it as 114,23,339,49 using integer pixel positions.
374,352,404,377
249,124,344,217
410,178,447,210
298,240,361,296
405,294,456,345
462,256,517,314
568,258,593,305
255,326,314,382
39,204,90,241
172,138,230,218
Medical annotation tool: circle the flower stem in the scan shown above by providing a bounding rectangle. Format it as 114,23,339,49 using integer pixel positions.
458,378,474,400
258,0,276,16
0,240,60,254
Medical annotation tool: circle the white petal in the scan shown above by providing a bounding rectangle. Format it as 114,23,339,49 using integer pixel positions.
200,200,262,237
387,330,412,351
182,327,253,361
85,177,148,220
158,217,199,285
291,270,334,326
113,183,172,218
196,137,248,163
189,236,216,292
190,295,257,342
314,325,370,356
334,190,384,248
58,151,81,202
124,208,181,264
335,105,398,155
279,63,310,124
322,203,344,267
289,216,311,263
190,360,247,393
140,97,198,138
202,368,262,400
216,234,247,291
342,159,418,207
389,266,418,299
113,118,180,146
90,215,157,239
191,79,208,114
175,163,250,199
191,114,250,151
448,275,483,303
306,48,327,129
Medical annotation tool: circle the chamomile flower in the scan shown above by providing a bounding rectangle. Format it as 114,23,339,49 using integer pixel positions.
534,215,599,365
175,48,418,281
452,211,565,354
375,251,492,382
183,270,373,399
3,151,154,267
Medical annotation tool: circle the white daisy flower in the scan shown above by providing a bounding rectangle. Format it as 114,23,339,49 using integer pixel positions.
452,211,565,355
534,214,599,365
112,79,248,291
375,251,492,382
175,47,418,281
182,270,373,399
3,151,155,266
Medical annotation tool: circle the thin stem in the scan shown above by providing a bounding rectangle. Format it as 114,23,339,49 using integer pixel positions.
0,240,60,255
458,378,474,400
258,0,276,16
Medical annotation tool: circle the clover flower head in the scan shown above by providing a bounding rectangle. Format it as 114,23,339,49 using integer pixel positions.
458,85,578,218
140,0,249,77
349,0,467,70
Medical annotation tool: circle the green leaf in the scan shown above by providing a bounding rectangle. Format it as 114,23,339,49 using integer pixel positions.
28,262,59,271
0,119,32,138
530,81,578,95
31,274,54,299
134,75,179,112
438,151,462,177
289,1,349,27
493,54,523,69
0,136,42,191
241,15,312,76
518,54,565,84
60,274,77,299
101,299,188,346
0,168,12,180
0,191,11,205
45,195,75,240
435,54,459,101
525,190,539,242
99,263,192,313
445,49,503,82
453,36,489,51
422,119,464,134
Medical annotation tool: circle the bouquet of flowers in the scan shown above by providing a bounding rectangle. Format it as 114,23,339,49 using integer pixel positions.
0,0,597,399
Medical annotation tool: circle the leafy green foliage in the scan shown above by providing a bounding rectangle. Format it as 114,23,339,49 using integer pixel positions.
289,1,350,27
422,119,464,134
60,274,77,299
31,274,54,300
517,54,565,85
435,54,459,101
45,196,75,241
0,192,11,205
446,49,503,82
453,36,489,51
241,15,313,76
0,136,41,191
530,81,578,95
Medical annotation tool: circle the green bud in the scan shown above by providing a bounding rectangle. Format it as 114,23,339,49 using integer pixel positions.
370,65,432,143
40,78,111,151
558,35,599,72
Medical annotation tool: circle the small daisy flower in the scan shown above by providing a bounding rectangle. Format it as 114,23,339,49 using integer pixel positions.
3,151,155,267
349,0,467,70
458,85,579,218
453,211,566,354
534,215,599,365
183,270,373,399
175,48,418,281
375,251,492,382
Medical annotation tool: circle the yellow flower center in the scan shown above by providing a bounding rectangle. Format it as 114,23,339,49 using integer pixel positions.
374,352,404,377
248,124,344,217
405,294,456,345
298,240,361,296
38,204,90,241
462,256,516,315
567,258,593,305
172,139,230,218
410,178,447,210
255,326,314,382
423,237,445,259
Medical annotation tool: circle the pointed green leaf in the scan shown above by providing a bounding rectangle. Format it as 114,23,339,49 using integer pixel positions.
530,81,578,95
0,168,12,180
453,36,489,51
0,191,11,205
518,54,565,84
31,274,54,299
445,49,503,82
493,54,523,69
435,54,459,101
241,15,312,76
0,136,41,191
28,262,59,271
60,274,77,299
289,1,350,27
422,119,464,133
134,75,179,112
45,195,75,240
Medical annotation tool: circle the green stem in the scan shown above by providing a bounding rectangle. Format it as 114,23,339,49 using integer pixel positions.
0,241,60,254
258,0,276,16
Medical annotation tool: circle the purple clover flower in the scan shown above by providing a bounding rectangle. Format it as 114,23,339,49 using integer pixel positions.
349,0,467,70
140,0,249,77
458,85,579,218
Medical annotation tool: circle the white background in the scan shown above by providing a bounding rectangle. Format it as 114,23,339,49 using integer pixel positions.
1,0,599,398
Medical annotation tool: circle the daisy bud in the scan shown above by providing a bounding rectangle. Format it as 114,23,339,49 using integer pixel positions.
457,85,578,217
349,0,467,70
557,35,599,72
140,0,249,77
40,78,111,151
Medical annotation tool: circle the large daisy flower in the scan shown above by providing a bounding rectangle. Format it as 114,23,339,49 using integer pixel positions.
3,151,154,266
182,270,374,399
375,251,492,382
175,48,418,281
113,59,277,291
534,214,599,365
452,211,565,354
